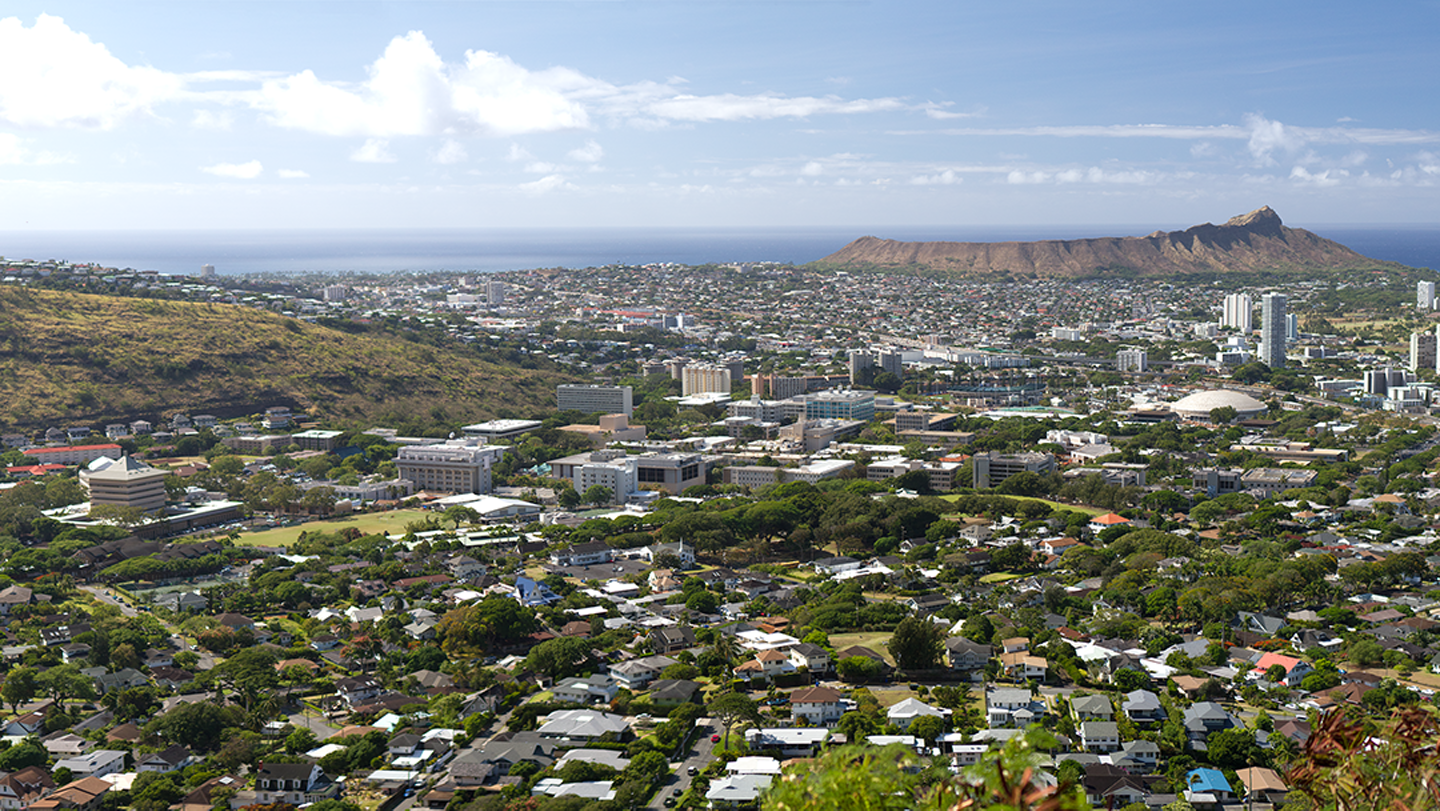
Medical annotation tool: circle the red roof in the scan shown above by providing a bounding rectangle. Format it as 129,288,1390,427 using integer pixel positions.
1090,512,1131,525
23,444,122,455
5,464,67,476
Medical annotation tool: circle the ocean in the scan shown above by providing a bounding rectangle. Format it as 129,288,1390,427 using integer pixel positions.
0,225,1437,277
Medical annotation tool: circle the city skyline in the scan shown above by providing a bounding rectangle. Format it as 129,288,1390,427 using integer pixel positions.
1,2,1438,231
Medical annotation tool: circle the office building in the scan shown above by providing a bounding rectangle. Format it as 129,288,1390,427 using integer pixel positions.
461,419,543,442
395,440,506,495
1116,348,1148,373
291,429,344,451
1420,281,1436,309
682,364,732,396
1259,293,1287,368
803,390,875,422
557,384,633,417
972,451,1055,490
1410,330,1437,372
848,349,875,384
551,450,703,496
575,454,637,504
1052,327,1084,341
81,456,168,513
21,444,123,466
1221,293,1252,333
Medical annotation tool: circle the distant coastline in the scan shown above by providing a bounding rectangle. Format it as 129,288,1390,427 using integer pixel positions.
0,224,1436,276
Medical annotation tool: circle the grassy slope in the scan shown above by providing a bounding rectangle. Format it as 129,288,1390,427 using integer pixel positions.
235,509,434,548
0,287,576,428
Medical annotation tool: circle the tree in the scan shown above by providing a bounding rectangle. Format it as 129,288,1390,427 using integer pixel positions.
146,701,244,751
907,714,946,743
685,590,720,614
583,485,614,507
36,664,95,705
525,636,595,681
838,656,884,684
2,666,37,712
708,692,760,751
887,616,944,671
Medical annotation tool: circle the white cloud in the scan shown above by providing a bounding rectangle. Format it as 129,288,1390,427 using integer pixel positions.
1244,113,1305,165
0,14,184,129
910,169,961,185
519,174,574,194
567,139,604,163
1006,170,1051,184
1289,165,1347,186
351,138,395,163
506,143,532,162
252,31,590,137
523,161,557,174
190,110,234,130
640,93,904,123
277,169,309,179
801,161,824,176
434,139,468,164
921,102,975,120
201,159,262,179
0,132,71,165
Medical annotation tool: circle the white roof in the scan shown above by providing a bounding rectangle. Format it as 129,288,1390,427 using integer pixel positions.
727,756,782,775
886,697,950,720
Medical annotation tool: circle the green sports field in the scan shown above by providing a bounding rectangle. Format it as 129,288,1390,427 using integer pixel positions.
235,509,435,548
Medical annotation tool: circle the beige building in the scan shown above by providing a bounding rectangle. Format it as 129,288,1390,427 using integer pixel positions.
682,364,732,396
395,440,507,495
81,456,168,513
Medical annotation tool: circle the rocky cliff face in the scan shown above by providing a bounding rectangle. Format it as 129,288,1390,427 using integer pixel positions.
819,207,1384,276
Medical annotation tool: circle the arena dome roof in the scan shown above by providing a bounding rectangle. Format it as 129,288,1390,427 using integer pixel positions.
1170,389,1267,419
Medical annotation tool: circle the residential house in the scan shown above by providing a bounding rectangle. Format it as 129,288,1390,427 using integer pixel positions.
787,642,831,674
1070,694,1112,722
1121,689,1166,726
647,679,700,707
240,763,338,807
1253,652,1314,687
336,676,383,707
1079,721,1120,753
609,655,678,690
551,675,620,705
735,650,796,682
536,710,630,741
906,593,952,615
1185,767,1235,805
53,749,126,779
1237,767,1288,805
1181,702,1238,742
1080,764,1150,810
0,766,54,810
945,637,992,679
137,745,192,774
886,698,951,731
650,625,695,655
27,777,109,811
986,688,1041,729
790,686,845,727
999,651,1048,682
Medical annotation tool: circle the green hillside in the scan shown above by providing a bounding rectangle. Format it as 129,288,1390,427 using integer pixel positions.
0,287,576,430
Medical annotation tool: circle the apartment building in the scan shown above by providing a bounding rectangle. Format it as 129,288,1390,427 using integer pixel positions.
557,384,634,417
1193,467,1318,499
682,364,732,396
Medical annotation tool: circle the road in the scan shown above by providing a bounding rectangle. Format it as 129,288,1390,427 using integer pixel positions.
82,585,138,617
80,585,217,670
649,721,717,809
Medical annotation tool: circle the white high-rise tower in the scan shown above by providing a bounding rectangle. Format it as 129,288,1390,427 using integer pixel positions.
1222,292,1252,333
1419,281,1436,309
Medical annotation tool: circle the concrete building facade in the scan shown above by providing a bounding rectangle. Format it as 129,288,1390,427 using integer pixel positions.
395,441,506,495
557,384,634,417
1259,292,1287,368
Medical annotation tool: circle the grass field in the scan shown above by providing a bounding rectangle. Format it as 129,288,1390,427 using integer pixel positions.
830,631,895,665
942,494,1106,517
236,509,434,547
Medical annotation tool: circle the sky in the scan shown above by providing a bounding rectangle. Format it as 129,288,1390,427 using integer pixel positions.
1,1,1438,232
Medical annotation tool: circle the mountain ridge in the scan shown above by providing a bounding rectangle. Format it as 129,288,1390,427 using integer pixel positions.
0,287,575,431
818,207,1392,276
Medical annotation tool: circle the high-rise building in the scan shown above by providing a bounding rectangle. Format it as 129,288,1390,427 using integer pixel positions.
1286,313,1299,342
877,348,904,377
200,264,216,279
1222,293,1252,333
557,384,633,417
1411,330,1437,372
486,279,505,306
1259,293,1287,368
681,364,732,396
1116,348,1149,372
848,349,875,384
1419,281,1436,309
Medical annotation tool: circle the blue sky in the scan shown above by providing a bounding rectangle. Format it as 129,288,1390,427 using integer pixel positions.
1,1,1438,231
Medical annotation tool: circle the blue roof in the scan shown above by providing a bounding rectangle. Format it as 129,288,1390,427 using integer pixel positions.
1187,768,1232,794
